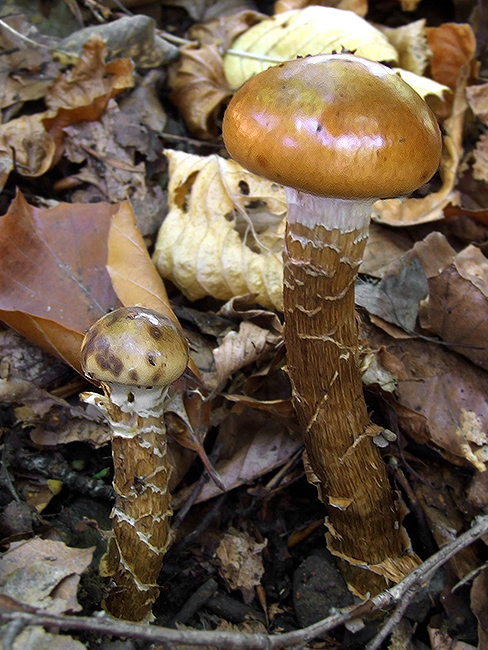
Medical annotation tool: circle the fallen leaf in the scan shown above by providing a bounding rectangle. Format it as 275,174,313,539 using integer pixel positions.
274,0,367,15
381,19,431,76
466,82,488,124
172,406,302,506
367,324,488,471
471,569,488,650
360,223,413,278
223,6,398,88
413,232,488,370
0,15,61,110
9,627,87,650
0,538,94,614
55,15,178,68
215,527,267,603
213,320,281,386
355,256,428,331
168,43,233,139
153,150,286,310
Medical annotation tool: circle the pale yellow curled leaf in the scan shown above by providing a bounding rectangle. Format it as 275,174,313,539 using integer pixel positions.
223,6,398,88
372,64,466,227
153,150,286,310
392,68,450,103
380,19,431,76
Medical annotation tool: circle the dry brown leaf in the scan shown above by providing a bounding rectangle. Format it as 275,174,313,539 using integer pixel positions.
0,15,61,110
367,325,488,472
360,223,413,278
466,82,488,124
213,320,280,386
471,568,488,650
372,64,464,227
380,19,431,76
153,150,286,309
55,15,178,68
0,538,93,614
426,22,477,119
168,43,232,140
471,132,488,182
223,7,398,88
215,527,267,602
274,0,367,14
414,233,488,370
173,407,302,506
0,114,56,191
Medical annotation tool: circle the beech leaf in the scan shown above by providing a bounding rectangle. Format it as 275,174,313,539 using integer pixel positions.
223,6,398,88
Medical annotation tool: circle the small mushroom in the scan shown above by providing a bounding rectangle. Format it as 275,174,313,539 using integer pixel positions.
223,54,442,596
80,306,189,621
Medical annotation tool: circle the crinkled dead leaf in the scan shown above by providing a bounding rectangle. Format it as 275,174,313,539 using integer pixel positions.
274,0,367,15
8,627,86,650
0,538,93,614
216,527,267,603
173,406,302,506
426,22,477,119
0,37,133,191
0,15,61,110
223,6,398,88
380,19,431,76
55,15,178,68
0,114,56,191
213,320,281,386
153,150,286,309
472,132,488,182
466,82,488,124
471,569,488,649
360,223,413,278
367,325,488,472
355,256,428,331
372,66,464,226
169,43,233,140
413,232,488,370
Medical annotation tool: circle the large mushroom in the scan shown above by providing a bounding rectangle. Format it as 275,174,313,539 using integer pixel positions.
223,53,442,596
80,306,189,621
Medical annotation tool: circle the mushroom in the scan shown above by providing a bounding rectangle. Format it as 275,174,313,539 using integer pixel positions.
223,53,442,596
80,306,189,621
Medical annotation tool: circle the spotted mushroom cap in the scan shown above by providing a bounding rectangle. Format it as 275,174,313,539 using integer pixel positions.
80,307,189,387
223,53,442,199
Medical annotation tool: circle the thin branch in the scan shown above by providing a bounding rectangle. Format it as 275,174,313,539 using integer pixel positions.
1,515,487,649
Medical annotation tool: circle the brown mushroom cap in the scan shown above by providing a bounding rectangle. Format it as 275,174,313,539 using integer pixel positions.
80,307,189,387
223,54,442,199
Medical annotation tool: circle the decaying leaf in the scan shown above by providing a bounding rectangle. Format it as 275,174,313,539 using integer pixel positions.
215,527,267,602
55,15,178,68
274,0,367,15
173,406,302,506
213,320,281,386
392,68,449,106
168,43,233,139
413,232,488,370
0,14,61,110
0,192,178,373
0,538,94,613
0,36,133,191
367,325,488,472
223,6,399,88
153,150,286,310
380,19,431,76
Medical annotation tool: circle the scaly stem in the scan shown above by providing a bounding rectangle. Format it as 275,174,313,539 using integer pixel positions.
283,190,419,597
83,386,172,621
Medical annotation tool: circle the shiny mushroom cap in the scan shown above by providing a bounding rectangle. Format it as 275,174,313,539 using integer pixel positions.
80,307,189,387
223,54,442,200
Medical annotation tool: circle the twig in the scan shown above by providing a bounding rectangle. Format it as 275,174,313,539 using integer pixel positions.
0,515,487,649
1,618,29,650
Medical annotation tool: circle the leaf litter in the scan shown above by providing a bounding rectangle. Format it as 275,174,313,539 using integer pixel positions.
0,2,488,649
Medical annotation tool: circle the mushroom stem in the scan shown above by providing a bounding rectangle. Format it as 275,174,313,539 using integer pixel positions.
80,307,189,621
83,386,172,621
283,190,419,596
